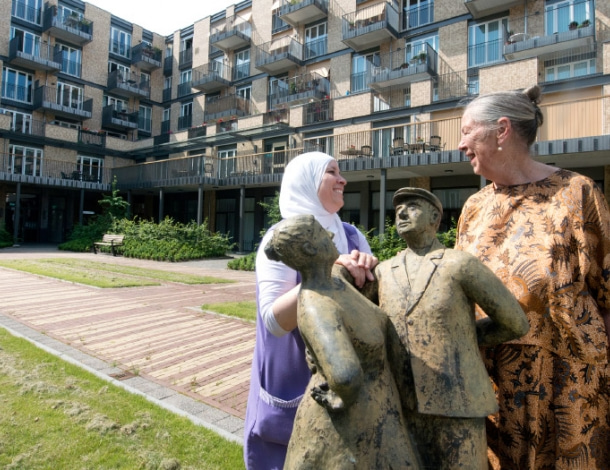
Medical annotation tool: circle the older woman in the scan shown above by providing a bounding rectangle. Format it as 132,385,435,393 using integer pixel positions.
243,152,377,470
456,85,610,469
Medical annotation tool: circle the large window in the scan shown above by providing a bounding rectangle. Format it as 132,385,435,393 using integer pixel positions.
104,95,128,111
179,101,192,129
233,49,250,80
352,51,380,93
57,81,84,109
78,156,103,182
545,0,592,34
109,61,131,81
12,0,42,25
2,109,33,134
305,23,327,60
110,27,132,58
139,105,152,133
2,67,33,103
217,147,237,178
404,0,433,29
545,57,595,82
57,43,82,77
468,18,507,67
11,28,41,56
9,144,43,176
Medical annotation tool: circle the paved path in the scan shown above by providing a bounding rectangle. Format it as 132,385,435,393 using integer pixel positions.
0,245,257,444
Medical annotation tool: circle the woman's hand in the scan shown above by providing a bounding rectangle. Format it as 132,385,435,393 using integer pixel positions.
335,250,378,288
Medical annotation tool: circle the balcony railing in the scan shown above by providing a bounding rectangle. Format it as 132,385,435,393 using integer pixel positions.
370,43,439,91
210,14,252,51
402,1,434,30
107,70,150,99
192,63,232,93
279,0,329,27
33,86,93,120
102,105,138,130
42,6,93,45
304,99,333,125
255,36,304,74
342,2,400,52
179,48,193,69
503,1,595,61
178,114,193,130
0,153,110,185
269,72,330,108
131,43,162,71
8,37,62,72
204,94,252,122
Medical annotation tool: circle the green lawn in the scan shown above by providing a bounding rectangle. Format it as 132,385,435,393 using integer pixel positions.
0,258,234,288
0,328,245,470
202,301,257,322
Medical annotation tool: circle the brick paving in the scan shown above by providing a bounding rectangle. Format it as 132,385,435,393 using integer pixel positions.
0,245,257,443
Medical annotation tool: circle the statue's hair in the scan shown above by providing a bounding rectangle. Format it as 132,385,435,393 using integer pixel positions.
272,214,322,256
461,85,544,147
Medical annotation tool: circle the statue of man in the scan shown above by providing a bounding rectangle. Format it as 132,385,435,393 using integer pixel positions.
361,187,529,469
265,214,422,469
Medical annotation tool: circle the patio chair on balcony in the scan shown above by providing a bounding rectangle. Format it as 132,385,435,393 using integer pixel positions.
361,145,373,157
204,162,214,176
428,135,445,152
390,137,404,155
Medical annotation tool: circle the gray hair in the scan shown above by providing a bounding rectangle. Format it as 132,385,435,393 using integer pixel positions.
462,85,544,147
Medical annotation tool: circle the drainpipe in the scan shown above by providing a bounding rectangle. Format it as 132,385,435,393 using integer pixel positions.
13,182,21,246
238,185,245,252
379,169,387,236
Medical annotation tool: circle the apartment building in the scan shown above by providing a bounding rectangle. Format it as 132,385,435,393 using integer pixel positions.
1,0,609,251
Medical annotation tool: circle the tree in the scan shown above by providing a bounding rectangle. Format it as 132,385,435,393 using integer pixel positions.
98,176,130,220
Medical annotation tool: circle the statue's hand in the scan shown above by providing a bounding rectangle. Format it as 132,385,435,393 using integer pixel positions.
310,381,345,412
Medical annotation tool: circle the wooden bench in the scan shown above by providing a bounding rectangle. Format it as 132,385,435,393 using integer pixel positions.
93,234,124,256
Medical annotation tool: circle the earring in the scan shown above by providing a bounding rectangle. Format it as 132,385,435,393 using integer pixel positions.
498,146,503,151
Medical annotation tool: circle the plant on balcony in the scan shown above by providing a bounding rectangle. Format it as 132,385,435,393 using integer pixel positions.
417,52,427,64
569,21,579,30
579,19,590,28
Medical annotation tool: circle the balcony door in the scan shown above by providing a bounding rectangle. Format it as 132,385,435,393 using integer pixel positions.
218,147,237,178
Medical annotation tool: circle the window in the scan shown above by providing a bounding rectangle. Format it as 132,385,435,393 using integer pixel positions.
78,156,103,182
304,136,334,154
3,109,33,134
12,0,42,25
352,52,380,93
404,0,433,29
468,18,507,67
180,69,192,84
56,81,84,109
545,0,592,34
406,33,438,63
11,28,41,56
57,43,82,77
104,96,128,111
179,101,192,129
234,49,250,80
9,144,43,176
109,61,131,81
140,71,151,91
110,27,132,58
162,107,171,133
545,58,595,81
217,147,237,178
139,105,152,133
305,23,327,59
2,67,33,103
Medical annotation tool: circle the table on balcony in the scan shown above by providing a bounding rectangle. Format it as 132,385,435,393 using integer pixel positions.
410,142,426,153
339,148,363,158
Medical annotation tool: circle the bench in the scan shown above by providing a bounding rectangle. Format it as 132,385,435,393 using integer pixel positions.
93,234,124,256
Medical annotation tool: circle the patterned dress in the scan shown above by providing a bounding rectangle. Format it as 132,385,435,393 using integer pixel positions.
455,169,610,469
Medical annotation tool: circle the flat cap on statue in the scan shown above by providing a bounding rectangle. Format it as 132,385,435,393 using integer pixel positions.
392,187,443,213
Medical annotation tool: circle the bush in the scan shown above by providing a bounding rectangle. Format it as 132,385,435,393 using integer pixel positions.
0,225,13,248
227,251,256,271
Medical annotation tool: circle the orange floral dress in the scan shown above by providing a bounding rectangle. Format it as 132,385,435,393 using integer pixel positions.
455,169,610,469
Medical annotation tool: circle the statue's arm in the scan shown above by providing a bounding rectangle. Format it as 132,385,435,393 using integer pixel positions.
460,254,530,346
300,301,363,411
332,264,379,304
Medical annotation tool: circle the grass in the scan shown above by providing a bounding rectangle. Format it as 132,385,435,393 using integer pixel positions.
201,302,257,323
0,258,235,288
0,328,245,470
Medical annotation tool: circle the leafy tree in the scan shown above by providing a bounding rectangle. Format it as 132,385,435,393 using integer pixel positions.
98,176,129,220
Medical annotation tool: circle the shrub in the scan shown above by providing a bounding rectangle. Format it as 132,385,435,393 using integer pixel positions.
228,251,256,271
0,225,13,248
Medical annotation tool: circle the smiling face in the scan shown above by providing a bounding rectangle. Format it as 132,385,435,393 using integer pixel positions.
458,112,498,179
317,160,346,214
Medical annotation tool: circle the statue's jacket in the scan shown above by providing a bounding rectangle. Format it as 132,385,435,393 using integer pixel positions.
373,239,499,418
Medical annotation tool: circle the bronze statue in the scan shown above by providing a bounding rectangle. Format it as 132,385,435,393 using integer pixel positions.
264,214,422,469
361,188,530,469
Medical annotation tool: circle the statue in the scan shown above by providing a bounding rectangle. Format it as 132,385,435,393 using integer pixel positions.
264,214,422,469
361,188,530,469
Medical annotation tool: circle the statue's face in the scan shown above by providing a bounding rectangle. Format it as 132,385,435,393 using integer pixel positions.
394,198,434,238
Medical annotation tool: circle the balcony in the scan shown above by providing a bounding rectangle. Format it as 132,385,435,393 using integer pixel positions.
402,1,434,30
33,86,93,120
131,43,162,71
102,105,138,131
464,0,522,19
255,36,303,75
269,72,329,108
503,7,595,62
177,81,193,98
210,14,252,51
342,2,399,52
164,55,173,75
278,0,328,27
8,37,62,72
42,6,93,46
304,99,333,125
107,70,150,99
204,94,252,122
192,63,232,93
179,48,192,69
370,44,438,91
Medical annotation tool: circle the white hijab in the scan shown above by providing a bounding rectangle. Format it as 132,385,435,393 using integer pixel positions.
279,152,348,253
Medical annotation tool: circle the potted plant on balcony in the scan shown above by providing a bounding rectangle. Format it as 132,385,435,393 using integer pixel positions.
505,31,514,44
417,51,427,64
569,21,579,30
579,19,590,28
